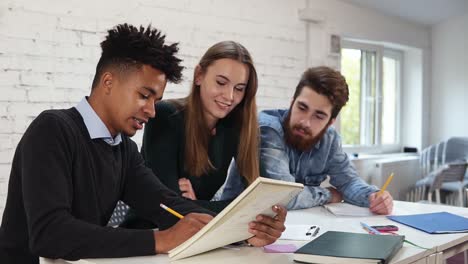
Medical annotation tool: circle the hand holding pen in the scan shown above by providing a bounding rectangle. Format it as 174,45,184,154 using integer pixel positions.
155,203,213,253
369,173,394,215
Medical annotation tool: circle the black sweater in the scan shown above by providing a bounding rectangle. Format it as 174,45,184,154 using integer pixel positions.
122,101,243,228
0,108,213,264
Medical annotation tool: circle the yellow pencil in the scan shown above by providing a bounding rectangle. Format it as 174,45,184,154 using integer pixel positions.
160,203,184,219
377,172,394,196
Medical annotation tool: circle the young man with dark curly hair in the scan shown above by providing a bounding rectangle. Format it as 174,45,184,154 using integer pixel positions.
223,66,393,214
0,24,287,264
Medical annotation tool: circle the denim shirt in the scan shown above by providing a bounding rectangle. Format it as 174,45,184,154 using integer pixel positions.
221,109,378,210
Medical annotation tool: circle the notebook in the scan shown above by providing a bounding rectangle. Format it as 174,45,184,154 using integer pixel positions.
168,177,304,260
293,231,404,264
388,212,468,234
323,202,375,217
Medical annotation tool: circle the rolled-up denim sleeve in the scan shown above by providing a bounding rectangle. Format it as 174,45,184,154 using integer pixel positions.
326,135,379,207
260,126,332,210
220,160,245,201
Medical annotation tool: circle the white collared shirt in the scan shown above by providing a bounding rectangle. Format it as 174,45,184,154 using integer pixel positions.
75,97,122,146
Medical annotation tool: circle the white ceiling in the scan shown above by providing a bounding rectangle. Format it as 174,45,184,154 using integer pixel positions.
341,0,468,26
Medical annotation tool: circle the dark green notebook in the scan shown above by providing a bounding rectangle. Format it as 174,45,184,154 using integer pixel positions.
294,231,404,264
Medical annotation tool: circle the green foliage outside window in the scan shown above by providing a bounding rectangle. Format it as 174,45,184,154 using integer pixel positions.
340,49,361,145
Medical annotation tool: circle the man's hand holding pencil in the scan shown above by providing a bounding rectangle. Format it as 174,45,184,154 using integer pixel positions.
154,211,213,253
369,173,394,215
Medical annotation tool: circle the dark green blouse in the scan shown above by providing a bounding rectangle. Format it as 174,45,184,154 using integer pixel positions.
122,100,243,228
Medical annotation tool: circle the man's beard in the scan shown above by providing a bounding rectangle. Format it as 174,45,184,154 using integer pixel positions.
283,112,330,152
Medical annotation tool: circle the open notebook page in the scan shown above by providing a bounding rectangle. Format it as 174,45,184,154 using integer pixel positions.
323,202,375,217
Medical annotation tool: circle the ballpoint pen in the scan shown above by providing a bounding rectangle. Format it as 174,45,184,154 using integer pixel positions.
306,226,316,236
360,222,381,235
312,227,320,237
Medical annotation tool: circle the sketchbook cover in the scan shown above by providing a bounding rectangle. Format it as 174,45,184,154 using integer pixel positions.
168,177,303,260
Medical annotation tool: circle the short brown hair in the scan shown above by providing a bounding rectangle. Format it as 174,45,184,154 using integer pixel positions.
293,66,349,119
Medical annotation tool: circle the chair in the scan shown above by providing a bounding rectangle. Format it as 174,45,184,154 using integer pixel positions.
407,143,438,202
407,147,429,202
107,200,130,227
441,137,468,164
408,137,468,206
426,162,467,205
438,137,468,206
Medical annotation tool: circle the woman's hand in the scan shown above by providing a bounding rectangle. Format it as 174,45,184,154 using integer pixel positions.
178,178,197,200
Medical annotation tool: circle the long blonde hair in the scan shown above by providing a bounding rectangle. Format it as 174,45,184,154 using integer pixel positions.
173,41,259,185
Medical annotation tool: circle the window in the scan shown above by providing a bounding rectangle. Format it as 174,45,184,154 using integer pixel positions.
381,50,402,145
340,41,402,150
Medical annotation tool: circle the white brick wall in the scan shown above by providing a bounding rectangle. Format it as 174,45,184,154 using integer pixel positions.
0,0,310,216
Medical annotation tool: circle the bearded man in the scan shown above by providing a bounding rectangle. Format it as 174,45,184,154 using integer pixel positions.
222,66,393,214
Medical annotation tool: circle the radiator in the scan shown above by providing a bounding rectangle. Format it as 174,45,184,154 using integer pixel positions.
371,156,420,200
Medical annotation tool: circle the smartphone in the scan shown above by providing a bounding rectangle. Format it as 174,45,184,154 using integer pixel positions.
371,225,399,232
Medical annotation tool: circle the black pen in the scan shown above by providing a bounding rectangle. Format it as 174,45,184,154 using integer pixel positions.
306,226,316,236
312,227,320,237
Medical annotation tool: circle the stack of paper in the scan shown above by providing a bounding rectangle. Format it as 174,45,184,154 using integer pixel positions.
323,202,374,217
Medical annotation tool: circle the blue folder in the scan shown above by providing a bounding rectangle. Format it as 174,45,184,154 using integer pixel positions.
388,212,468,234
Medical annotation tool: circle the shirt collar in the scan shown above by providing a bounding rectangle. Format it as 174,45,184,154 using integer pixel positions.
75,97,122,146
280,109,322,151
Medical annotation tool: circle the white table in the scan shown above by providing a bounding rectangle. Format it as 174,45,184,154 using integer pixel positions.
41,201,468,264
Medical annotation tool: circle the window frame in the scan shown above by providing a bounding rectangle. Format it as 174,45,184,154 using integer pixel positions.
338,40,403,154
382,48,403,146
